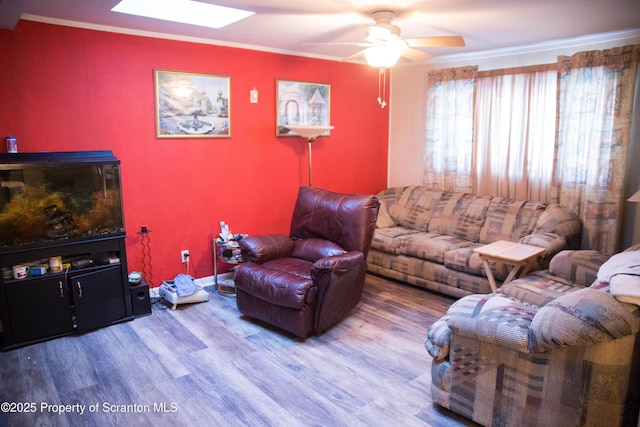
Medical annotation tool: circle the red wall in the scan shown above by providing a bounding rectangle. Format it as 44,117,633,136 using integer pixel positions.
0,21,388,285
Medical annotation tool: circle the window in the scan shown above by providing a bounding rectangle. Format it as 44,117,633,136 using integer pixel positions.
474,67,557,201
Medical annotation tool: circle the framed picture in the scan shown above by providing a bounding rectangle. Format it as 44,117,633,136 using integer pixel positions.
276,80,331,137
154,69,230,138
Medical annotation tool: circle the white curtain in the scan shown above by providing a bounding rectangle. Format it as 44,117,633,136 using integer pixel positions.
423,66,477,192
474,67,557,201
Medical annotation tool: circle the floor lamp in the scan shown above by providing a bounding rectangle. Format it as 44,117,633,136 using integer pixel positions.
285,125,334,187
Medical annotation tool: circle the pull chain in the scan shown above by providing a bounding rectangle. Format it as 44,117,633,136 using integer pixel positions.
377,67,388,108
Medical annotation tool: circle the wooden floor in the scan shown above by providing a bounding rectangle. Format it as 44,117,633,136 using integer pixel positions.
0,275,478,427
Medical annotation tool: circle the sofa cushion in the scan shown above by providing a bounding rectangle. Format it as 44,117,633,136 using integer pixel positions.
398,233,473,264
548,249,609,286
370,227,420,254
429,193,492,242
479,198,546,244
388,186,442,231
237,259,314,309
375,188,401,228
375,196,396,228
498,270,584,307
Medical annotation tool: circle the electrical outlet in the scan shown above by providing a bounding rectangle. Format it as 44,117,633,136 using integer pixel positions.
181,250,189,263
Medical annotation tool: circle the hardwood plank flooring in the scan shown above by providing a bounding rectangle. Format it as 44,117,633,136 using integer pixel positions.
0,275,478,427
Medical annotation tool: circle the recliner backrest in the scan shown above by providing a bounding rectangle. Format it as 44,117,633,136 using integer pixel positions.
289,186,379,257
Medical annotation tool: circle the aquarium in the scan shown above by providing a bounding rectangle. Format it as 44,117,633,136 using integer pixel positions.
0,151,125,249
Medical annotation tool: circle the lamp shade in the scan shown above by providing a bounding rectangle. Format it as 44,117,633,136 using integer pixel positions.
285,125,334,140
628,190,640,202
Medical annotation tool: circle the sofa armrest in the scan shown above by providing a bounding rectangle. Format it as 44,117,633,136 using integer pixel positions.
425,318,451,361
239,234,294,264
548,249,610,286
532,203,582,248
444,293,537,353
529,284,640,353
519,232,567,266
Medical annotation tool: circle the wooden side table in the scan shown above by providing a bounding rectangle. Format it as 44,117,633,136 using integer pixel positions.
474,240,546,292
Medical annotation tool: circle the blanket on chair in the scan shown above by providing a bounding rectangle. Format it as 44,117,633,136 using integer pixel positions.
597,251,640,305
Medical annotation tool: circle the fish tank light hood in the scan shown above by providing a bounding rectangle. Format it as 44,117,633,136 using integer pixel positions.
0,150,126,250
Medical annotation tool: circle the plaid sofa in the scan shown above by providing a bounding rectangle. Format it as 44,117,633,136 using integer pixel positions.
366,186,581,298
425,245,640,427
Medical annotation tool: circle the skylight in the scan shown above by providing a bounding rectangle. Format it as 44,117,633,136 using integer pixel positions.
111,0,254,29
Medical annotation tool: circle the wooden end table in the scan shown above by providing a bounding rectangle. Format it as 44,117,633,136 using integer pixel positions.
474,240,546,292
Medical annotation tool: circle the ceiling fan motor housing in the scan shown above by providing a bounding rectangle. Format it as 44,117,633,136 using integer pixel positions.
371,10,401,37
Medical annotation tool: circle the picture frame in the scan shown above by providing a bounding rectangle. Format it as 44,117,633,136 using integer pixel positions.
276,79,331,137
154,69,231,138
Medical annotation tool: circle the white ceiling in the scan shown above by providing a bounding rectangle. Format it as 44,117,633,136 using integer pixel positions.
2,0,640,64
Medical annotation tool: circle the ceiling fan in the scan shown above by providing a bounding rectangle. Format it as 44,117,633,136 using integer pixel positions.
307,10,465,67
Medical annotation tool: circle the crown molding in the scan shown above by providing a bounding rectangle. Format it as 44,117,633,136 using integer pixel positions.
423,29,640,66
21,14,344,62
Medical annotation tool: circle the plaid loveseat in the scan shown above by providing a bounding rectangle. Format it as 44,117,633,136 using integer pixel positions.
425,245,640,427
366,186,581,298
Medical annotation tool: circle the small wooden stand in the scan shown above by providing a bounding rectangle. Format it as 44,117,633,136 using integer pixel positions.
474,240,546,292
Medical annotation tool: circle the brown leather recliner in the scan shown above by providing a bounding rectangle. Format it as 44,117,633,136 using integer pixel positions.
234,186,380,338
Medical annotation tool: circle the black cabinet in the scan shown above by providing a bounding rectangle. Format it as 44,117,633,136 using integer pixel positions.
71,265,127,333
0,236,133,350
5,275,74,344
0,151,133,350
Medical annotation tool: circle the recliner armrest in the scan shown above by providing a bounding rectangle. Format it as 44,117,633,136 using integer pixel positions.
239,234,294,264
292,238,346,262
310,251,368,334
311,251,365,275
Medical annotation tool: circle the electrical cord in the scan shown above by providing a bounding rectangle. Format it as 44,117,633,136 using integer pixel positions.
137,226,154,287
182,253,201,277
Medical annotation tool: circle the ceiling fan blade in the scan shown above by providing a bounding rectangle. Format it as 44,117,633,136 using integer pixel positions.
405,35,465,48
303,42,371,47
342,49,366,62
401,47,432,62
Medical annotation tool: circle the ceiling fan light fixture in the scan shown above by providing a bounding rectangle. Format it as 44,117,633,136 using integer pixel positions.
368,25,396,41
364,41,403,68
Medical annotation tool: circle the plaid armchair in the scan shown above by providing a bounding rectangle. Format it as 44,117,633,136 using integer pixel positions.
426,245,640,427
